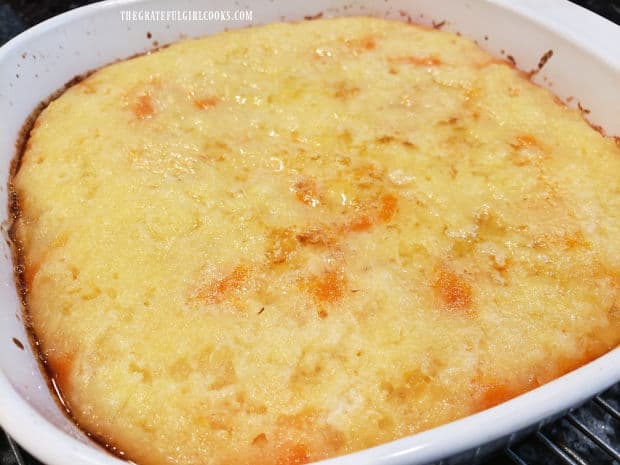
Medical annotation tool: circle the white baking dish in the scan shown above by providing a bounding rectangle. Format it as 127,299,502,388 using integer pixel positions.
0,1,618,464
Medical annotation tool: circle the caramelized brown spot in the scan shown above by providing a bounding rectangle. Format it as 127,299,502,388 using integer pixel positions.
296,226,336,247
334,82,360,100
345,35,376,52
276,443,309,465
317,305,329,319
194,96,219,110
343,192,398,233
388,55,442,66
12,338,24,350
252,433,268,446
353,163,384,181
563,231,589,250
438,117,459,126
510,134,541,150
132,94,155,119
492,257,511,275
533,231,589,251
293,178,321,207
377,135,395,144
348,215,373,232
508,134,547,166
433,268,473,312
359,36,376,50
308,269,346,303
266,229,298,264
197,266,248,304
379,194,398,222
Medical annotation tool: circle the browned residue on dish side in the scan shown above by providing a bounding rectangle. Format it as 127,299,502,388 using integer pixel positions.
578,102,591,115
303,12,323,21
528,49,553,77
12,337,24,350
398,10,414,24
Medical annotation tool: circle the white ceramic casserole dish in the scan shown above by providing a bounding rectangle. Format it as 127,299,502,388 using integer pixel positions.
0,1,618,464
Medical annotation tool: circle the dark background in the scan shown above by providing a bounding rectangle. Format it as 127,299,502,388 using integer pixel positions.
1,1,619,465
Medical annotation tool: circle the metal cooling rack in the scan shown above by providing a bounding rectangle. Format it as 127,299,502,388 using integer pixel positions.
1,1,619,464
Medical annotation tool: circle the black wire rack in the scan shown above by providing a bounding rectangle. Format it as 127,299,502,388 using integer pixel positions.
1,1,619,465
501,383,620,465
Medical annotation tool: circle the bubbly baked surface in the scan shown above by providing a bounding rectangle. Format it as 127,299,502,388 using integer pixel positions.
12,17,620,465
